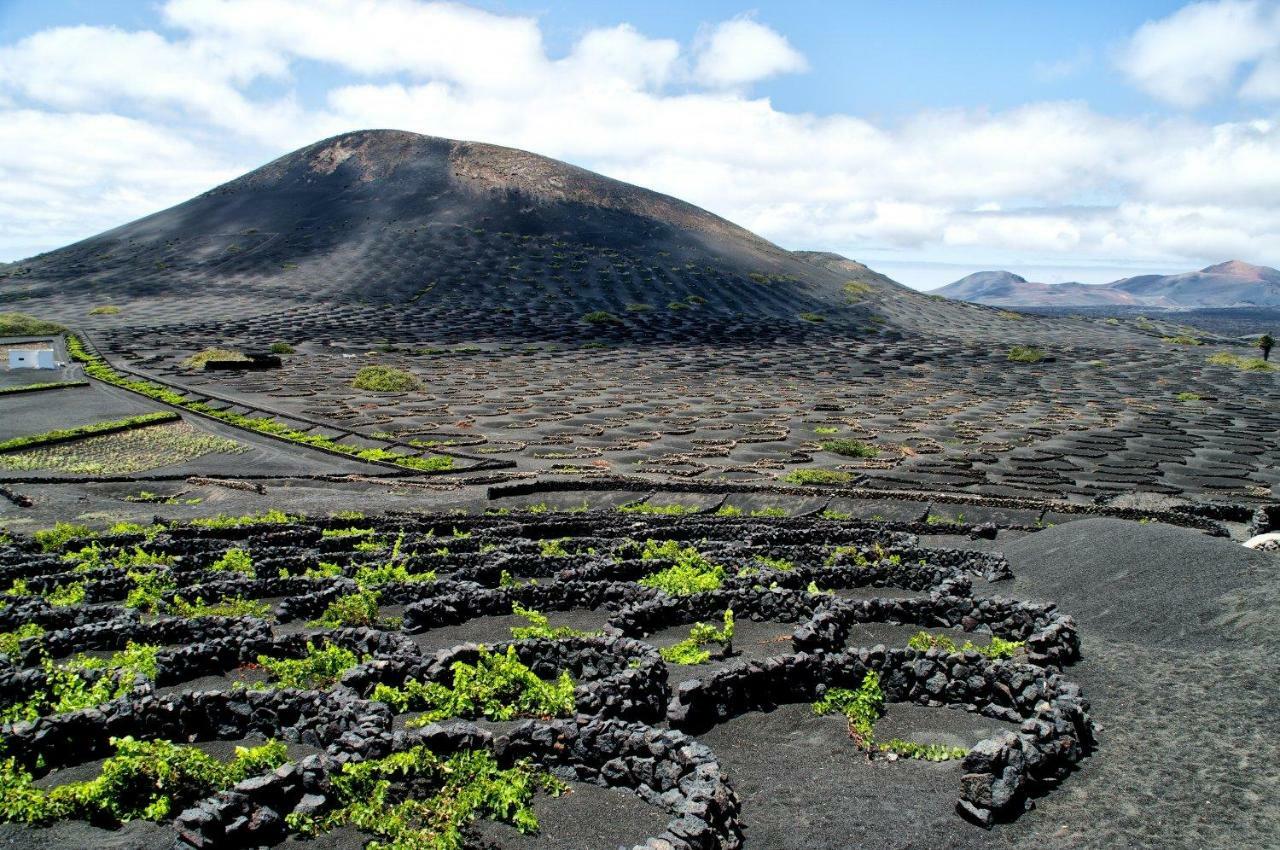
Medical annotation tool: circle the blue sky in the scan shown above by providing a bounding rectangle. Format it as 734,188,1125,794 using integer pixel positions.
2,0,1279,288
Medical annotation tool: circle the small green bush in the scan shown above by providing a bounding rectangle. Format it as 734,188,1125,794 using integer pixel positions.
581,310,621,325
660,609,734,665
1007,345,1045,363
181,348,248,369
798,312,825,323
34,522,93,552
269,341,295,354
352,365,421,392
819,439,878,458
370,645,575,724
1207,352,1276,371
285,747,562,849
0,736,285,825
88,305,121,315
638,541,724,595
0,313,65,336
907,629,1024,659
617,502,700,516
257,642,361,690
510,604,597,640
783,469,855,486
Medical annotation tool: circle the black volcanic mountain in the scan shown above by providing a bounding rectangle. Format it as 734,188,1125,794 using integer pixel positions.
0,129,1051,342
933,261,1280,308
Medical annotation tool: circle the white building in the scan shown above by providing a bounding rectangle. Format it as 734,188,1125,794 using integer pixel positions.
8,348,56,370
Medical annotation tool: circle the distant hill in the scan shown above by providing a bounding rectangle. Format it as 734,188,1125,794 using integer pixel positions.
933,261,1280,308
2,129,1006,339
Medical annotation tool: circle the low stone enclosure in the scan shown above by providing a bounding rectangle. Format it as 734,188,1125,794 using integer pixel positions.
0,508,1095,846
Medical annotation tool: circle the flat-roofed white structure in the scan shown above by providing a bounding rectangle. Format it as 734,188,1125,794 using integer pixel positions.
7,348,56,370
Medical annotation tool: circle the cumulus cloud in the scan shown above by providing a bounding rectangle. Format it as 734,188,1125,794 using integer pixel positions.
1118,0,1280,107
693,17,808,87
0,0,1278,275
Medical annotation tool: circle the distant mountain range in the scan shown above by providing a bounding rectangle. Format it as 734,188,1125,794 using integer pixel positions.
932,260,1280,308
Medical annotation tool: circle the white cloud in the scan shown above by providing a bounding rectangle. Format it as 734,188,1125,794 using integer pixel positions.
164,0,550,92
693,17,808,88
0,0,1279,274
1118,0,1280,107
0,110,239,257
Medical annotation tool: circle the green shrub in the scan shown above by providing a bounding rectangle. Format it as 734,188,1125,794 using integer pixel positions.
257,642,361,690
842,280,874,299
208,548,253,576
269,341,295,354
1007,345,1045,363
798,312,825,323
34,522,93,552
1176,391,1201,402
813,671,883,748
170,596,270,618
0,736,285,825
311,589,383,628
1207,352,1276,371
181,348,248,369
907,629,1023,659
1,643,160,722
581,310,621,325
352,365,421,392
819,439,878,458
285,747,563,849
814,426,839,435
88,305,121,315
510,604,597,640
370,645,575,724
660,609,733,665
877,739,968,761
638,541,724,595
0,313,65,336
0,624,42,657
783,469,855,486
1162,334,1202,346
617,502,700,516
191,509,295,529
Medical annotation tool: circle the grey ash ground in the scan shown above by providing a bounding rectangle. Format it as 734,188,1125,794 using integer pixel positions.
0,129,1277,848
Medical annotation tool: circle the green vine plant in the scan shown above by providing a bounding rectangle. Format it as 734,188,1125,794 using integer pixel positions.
660,609,734,665
285,746,565,850
33,522,93,552
1,643,160,722
0,624,43,657
5,579,86,607
637,540,725,595
123,570,270,619
208,548,254,576
353,533,436,589
907,630,1025,660
62,543,173,573
509,604,598,640
255,642,362,690
309,589,394,628
812,671,968,762
0,736,285,825
370,645,575,726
